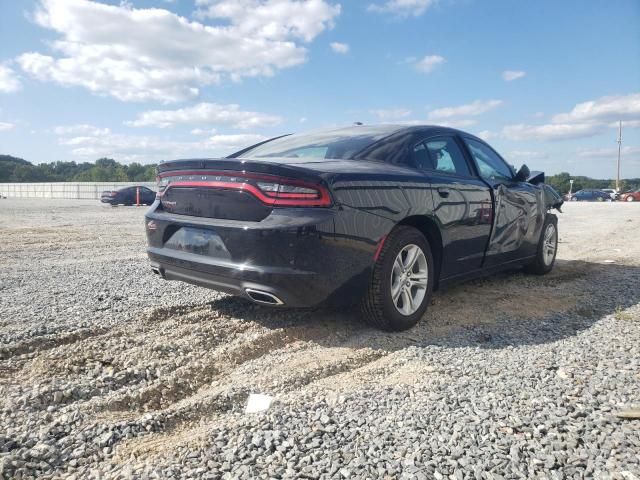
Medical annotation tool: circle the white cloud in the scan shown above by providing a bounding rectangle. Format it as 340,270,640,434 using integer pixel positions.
190,127,217,135
195,0,340,41
0,122,16,131
368,0,435,17
53,124,110,136
205,134,267,149
434,119,477,128
55,123,266,162
502,70,526,82
428,99,502,120
126,102,282,129
0,64,21,93
476,130,497,141
330,42,349,54
373,117,476,129
578,146,640,158
413,55,444,74
506,150,549,160
371,108,412,121
552,93,640,124
502,123,603,141
609,119,640,129
18,0,340,103
501,92,640,141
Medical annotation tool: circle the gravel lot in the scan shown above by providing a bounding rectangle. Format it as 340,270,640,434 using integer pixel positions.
1,199,639,480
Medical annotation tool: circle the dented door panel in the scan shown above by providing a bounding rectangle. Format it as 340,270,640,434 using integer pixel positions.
483,181,544,267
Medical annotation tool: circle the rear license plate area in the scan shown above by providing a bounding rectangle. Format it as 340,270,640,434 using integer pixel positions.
164,227,231,259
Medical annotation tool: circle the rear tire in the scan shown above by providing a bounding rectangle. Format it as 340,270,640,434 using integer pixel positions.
524,214,558,275
361,226,434,331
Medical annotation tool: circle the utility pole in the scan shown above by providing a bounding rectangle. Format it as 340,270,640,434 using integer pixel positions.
616,120,622,191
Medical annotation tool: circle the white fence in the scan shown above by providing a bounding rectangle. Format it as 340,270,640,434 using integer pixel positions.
0,182,157,200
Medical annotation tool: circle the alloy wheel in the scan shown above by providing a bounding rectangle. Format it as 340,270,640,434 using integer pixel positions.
542,223,557,266
390,244,428,316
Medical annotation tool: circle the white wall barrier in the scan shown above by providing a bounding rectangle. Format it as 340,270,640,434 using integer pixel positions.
0,182,157,200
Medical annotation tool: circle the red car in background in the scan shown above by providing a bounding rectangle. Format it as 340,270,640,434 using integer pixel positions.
620,189,640,202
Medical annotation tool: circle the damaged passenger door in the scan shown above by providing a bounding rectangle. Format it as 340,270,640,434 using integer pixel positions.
462,137,542,268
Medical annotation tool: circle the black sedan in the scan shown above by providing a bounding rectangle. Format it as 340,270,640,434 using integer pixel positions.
569,189,612,202
145,125,563,331
101,186,156,206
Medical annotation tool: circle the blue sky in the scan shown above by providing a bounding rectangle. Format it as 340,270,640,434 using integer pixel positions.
0,0,639,178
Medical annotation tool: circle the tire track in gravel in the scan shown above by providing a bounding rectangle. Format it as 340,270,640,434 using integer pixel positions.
0,247,605,476
1,303,252,411
104,261,600,465
0,299,383,476
0,327,110,357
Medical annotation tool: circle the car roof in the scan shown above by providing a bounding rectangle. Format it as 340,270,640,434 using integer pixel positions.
296,124,481,138
160,124,488,164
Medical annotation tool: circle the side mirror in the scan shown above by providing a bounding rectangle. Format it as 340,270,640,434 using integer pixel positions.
514,164,530,182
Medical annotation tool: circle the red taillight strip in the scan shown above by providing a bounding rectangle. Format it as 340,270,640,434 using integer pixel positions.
160,179,331,207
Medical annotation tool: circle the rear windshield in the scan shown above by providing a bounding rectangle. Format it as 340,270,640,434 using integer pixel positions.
237,127,398,160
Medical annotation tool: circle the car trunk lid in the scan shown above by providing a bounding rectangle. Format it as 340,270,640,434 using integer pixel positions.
157,158,331,221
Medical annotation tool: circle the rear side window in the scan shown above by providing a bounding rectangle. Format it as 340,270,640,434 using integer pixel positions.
465,139,513,181
412,136,471,176
412,143,434,170
238,126,398,160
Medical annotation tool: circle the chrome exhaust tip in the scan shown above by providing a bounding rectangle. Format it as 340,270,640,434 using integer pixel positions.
245,288,284,305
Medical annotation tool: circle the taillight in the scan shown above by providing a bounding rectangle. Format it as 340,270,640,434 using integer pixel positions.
156,175,169,193
157,171,332,207
256,181,324,201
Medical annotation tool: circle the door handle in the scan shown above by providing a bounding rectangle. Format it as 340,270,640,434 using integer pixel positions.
437,187,450,198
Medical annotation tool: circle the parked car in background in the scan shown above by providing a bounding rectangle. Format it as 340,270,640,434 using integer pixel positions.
101,186,156,206
145,124,563,331
569,189,612,202
619,189,640,202
600,188,619,200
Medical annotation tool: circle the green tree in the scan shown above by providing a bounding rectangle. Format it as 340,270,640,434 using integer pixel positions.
10,164,49,182
546,172,571,193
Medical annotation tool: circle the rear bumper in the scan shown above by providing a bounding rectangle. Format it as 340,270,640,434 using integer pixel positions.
145,207,374,308
148,248,331,307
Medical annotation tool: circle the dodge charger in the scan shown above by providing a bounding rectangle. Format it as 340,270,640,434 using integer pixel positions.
145,125,563,331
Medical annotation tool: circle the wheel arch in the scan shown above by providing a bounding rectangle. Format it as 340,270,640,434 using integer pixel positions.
396,215,443,290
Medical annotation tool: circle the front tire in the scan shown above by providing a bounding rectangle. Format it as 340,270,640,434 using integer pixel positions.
361,226,434,331
524,215,558,275
627,196,635,202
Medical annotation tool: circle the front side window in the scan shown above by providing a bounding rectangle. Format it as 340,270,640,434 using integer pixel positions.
465,138,513,181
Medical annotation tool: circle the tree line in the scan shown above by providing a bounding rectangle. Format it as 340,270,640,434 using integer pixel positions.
544,171,639,194
0,155,156,183
1,154,638,192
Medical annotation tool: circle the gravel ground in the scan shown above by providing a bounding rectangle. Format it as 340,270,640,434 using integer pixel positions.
0,199,639,480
